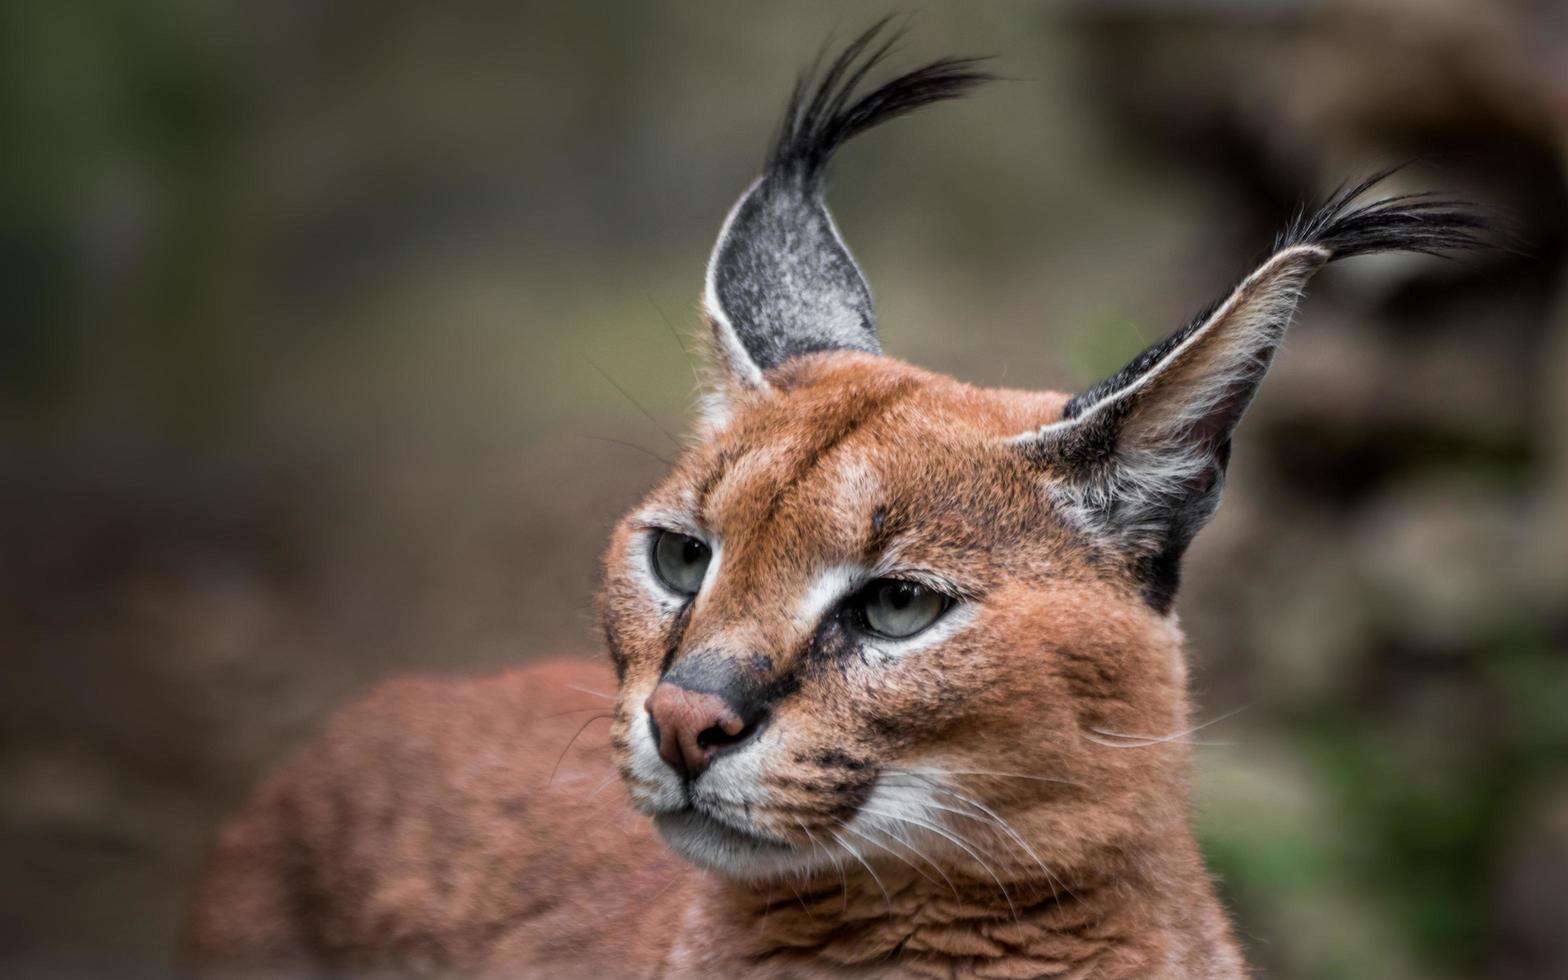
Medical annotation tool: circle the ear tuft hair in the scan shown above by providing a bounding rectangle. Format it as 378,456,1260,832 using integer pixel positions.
1062,169,1490,424
1275,165,1493,258
1023,169,1491,613
701,21,992,395
769,18,994,189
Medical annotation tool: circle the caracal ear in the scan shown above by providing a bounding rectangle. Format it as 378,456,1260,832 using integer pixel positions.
699,20,991,423
1012,171,1490,612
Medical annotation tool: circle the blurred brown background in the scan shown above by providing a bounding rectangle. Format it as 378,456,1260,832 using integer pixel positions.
3,1,1566,978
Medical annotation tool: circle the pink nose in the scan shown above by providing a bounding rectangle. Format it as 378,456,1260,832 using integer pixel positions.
643,683,758,779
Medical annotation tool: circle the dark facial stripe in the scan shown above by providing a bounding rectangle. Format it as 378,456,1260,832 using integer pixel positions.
657,602,694,676
604,628,629,681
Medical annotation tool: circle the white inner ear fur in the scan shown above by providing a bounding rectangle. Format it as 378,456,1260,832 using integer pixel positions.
1011,244,1329,446
1113,248,1326,452
1004,244,1330,546
701,176,771,395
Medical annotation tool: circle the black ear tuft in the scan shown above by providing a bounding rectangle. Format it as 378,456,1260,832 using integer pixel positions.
1061,169,1492,426
1275,164,1493,258
704,20,992,387
769,19,995,188
1019,170,1492,613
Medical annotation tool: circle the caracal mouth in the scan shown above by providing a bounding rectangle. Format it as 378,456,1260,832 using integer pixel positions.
653,807,801,874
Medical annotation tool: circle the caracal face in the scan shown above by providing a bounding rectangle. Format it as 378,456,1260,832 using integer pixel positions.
600,353,1186,879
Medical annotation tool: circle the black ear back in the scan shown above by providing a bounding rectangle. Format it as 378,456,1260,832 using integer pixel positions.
703,21,991,386
705,175,876,382
1014,171,1490,612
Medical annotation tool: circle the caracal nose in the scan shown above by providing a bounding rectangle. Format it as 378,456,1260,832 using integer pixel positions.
644,683,758,779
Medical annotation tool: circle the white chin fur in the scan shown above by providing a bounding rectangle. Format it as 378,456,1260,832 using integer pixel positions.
653,809,810,877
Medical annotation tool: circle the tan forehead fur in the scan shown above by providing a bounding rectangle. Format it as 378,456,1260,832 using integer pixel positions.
661,353,1077,565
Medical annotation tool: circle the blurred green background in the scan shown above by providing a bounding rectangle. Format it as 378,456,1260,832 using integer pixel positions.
3,1,1566,977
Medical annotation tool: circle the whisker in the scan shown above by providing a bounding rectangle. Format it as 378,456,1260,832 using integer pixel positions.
547,714,613,784
828,829,893,915
1085,705,1250,748
583,354,682,449
834,841,849,913
580,434,676,467
562,683,615,701
792,816,845,912
649,297,703,388
888,766,1084,788
755,889,774,935
648,872,684,904
585,785,629,820
1087,738,1235,748
860,822,961,901
842,822,941,892
542,705,618,720
782,876,817,924
877,789,1029,862
898,779,1076,904
858,805,1018,923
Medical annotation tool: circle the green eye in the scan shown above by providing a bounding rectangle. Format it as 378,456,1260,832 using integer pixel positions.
651,530,711,596
857,579,950,639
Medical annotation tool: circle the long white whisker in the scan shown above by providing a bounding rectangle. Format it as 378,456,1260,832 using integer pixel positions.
794,817,851,915
841,822,937,890
755,888,774,935
879,771,1078,905
797,821,850,914
584,771,620,800
888,766,1083,788
1085,705,1249,747
782,876,817,924
858,805,1018,922
857,822,960,901
794,818,830,872
562,683,615,701
876,789,1042,879
914,783,1076,904
828,829,892,915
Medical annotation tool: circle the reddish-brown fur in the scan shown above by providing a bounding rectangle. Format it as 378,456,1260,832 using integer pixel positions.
187,354,1251,978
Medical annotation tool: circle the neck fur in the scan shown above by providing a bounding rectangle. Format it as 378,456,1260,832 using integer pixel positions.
675,796,1246,979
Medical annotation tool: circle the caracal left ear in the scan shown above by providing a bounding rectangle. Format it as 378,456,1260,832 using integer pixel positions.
700,21,990,411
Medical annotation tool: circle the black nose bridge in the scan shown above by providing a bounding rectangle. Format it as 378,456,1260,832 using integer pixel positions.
663,651,778,721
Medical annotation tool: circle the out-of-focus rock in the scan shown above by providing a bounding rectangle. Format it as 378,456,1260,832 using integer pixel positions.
1350,478,1536,652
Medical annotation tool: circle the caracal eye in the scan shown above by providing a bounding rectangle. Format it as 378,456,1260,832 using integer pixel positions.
651,530,711,596
857,579,950,639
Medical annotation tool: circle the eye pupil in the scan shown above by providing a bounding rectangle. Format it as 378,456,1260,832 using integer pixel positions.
652,530,711,596
859,578,949,639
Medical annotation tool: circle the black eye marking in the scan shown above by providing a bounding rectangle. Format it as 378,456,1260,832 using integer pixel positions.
605,629,629,681
658,602,694,676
